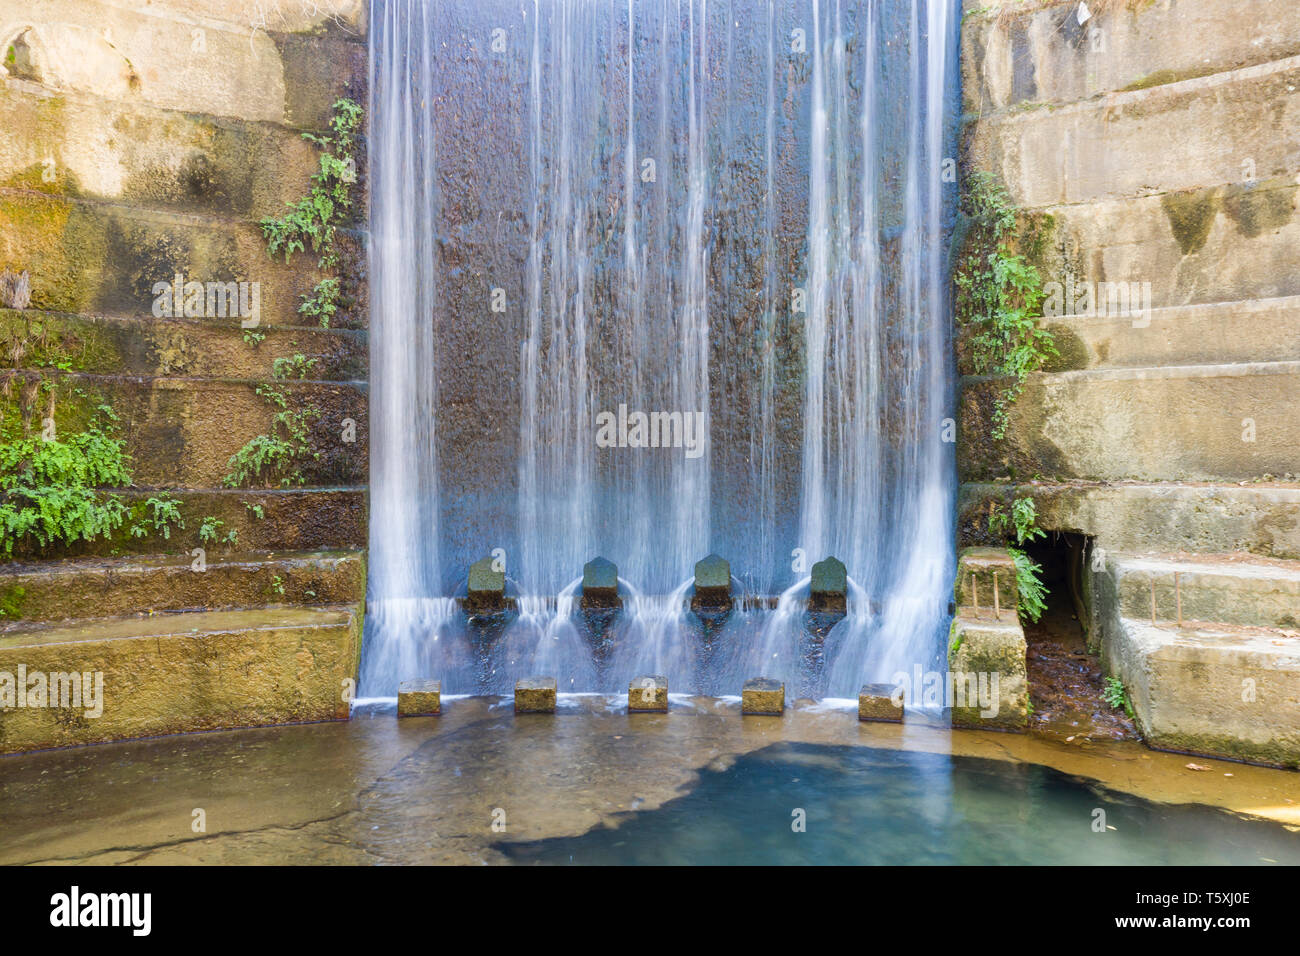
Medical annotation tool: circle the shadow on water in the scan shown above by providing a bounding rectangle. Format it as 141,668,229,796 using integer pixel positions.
497,742,1300,865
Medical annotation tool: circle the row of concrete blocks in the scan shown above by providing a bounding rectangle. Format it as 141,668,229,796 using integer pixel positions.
396,677,906,721
466,553,850,613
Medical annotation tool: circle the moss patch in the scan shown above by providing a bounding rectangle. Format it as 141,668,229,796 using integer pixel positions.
1221,178,1297,239
1160,186,1220,256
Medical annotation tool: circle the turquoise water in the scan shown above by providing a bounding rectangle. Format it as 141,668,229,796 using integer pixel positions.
500,743,1300,865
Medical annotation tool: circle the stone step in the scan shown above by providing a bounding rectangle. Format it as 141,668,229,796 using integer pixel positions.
1105,552,1300,630
968,54,1300,206
21,372,367,488
962,0,1300,113
1,308,366,379
1044,296,1300,372
0,549,365,625
11,0,364,127
0,83,335,224
1103,615,1300,768
5,487,366,561
960,361,1300,483
1026,181,1300,314
0,188,365,328
0,604,361,754
959,481,1300,560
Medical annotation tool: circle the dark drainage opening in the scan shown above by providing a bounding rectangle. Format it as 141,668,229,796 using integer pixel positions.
1020,532,1138,741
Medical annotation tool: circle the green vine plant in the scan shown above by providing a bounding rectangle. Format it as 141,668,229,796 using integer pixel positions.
0,399,183,556
987,495,1049,624
260,98,363,330
954,171,1057,440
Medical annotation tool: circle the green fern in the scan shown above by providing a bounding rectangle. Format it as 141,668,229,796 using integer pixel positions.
954,171,1057,439
1009,547,1048,624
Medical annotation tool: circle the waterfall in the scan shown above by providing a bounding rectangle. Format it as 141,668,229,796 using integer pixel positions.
360,0,456,698
363,0,958,701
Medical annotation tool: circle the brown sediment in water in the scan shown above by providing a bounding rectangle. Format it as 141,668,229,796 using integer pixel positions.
1025,600,1139,742
0,696,1294,865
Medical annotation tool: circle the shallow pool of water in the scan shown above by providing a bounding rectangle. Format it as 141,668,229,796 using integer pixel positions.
500,742,1300,865
1,697,1296,865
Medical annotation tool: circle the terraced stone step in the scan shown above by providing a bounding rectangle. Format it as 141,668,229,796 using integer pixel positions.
0,549,365,625
0,188,364,326
0,82,335,224
1103,616,1300,768
1044,296,1300,372
958,481,1300,560
26,372,367,488
968,55,1300,206
11,0,364,126
4,487,366,561
961,361,1300,482
962,0,1299,112
1027,182,1300,312
1,308,366,379
0,605,361,754
1106,552,1300,630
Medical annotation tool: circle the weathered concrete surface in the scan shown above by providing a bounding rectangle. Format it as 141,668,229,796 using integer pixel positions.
627,675,668,713
15,373,368,488
742,677,785,715
692,554,731,608
967,55,1300,206
961,0,1300,112
0,604,361,753
1029,183,1300,310
1107,552,1300,630
0,549,365,623
3,0,365,126
960,481,1300,559
5,487,367,563
1,308,366,379
948,610,1029,732
514,677,557,714
0,83,330,222
955,547,1019,616
961,362,1300,482
1103,616,1300,768
858,683,903,722
1043,296,1300,372
0,189,365,325
397,679,441,717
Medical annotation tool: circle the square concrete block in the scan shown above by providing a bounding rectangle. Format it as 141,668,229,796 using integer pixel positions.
858,682,904,722
628,675,668,712
397,679,441,717
515,676,557,713
742,677,785,715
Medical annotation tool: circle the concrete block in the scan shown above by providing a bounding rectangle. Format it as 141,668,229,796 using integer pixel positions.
628,675,668,713
397,679,441,717
742,677,784,715
515,676,557,713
